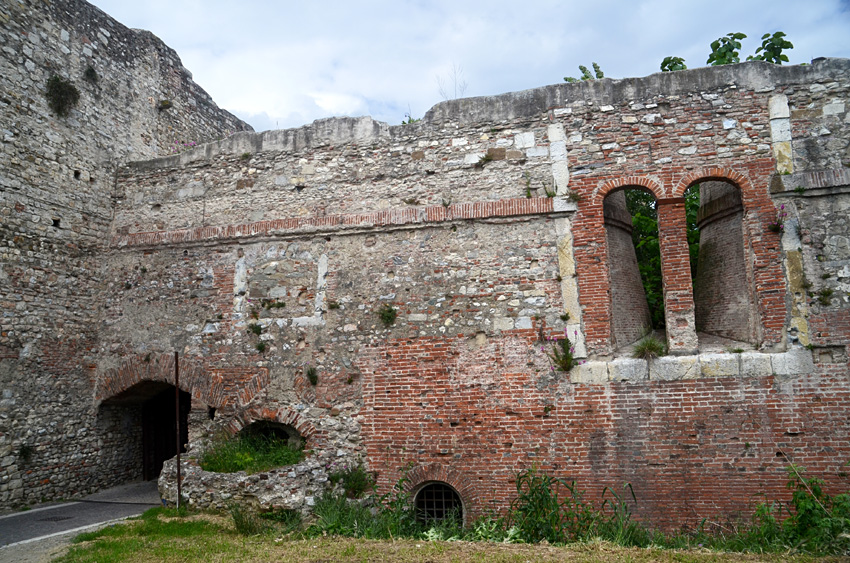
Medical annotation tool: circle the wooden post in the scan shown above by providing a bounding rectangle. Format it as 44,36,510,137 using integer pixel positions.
175,351,181,509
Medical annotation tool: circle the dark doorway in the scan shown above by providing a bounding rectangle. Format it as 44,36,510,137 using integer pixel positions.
102,381,190,481
142,386,190,480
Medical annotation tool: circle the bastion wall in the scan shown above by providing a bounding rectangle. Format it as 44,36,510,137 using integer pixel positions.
2,0,850,530
0,0,250,504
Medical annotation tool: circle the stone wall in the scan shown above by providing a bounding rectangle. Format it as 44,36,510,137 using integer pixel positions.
103,59,850,528
0,0,250,505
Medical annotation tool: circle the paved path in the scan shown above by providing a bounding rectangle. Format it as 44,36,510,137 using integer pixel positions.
0,481,161,561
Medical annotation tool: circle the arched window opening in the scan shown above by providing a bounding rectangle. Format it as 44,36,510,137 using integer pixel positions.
605,188,658,350
689,180,757,346
414,482,463,524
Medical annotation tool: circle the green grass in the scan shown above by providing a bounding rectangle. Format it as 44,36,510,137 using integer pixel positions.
199,433,303,474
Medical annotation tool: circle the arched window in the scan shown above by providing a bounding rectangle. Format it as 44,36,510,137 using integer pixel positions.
604,188,657,349
414,482,463,524
689,180,757,345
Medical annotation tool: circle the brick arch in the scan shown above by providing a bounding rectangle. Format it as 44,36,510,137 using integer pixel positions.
96,353,212,405
596,176,664,203
404,463,477,518
227,404,320,445
673,167,751,197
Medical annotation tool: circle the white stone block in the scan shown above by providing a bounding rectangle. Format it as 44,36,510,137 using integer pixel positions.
770,118,792,143
547,124,566,143
526,146,548,158
570,362,608,384
515,316,533,329
493,317,514,331
722,119,737,130
740,352,772,378
553,108,572,116
550,141,567,160
552,198,577,213
768,94,790,119
552,161,570,192
514,132,535,149
823,101,845,116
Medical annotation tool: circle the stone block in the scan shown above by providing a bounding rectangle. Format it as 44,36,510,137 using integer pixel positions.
772,141,793,174
771,347,815,376
699,353,740,378
740,352,772,378
608,358,648,382
822,101,845,116
770,118,791,143
547,123,566,143
514,132,535,149
768,94,790,119
650,356,699,381
570,361,607,384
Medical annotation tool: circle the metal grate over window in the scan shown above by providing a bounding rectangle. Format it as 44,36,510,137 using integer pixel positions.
414,482,462,523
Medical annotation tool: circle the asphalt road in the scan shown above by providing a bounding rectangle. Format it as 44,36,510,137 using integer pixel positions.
0,481,161,561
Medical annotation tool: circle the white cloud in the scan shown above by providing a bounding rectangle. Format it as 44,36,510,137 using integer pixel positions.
89,0,850,131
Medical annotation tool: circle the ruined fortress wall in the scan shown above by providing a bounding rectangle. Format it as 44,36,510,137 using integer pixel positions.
98,60,850,527
0,0,250,504
1,0,849,529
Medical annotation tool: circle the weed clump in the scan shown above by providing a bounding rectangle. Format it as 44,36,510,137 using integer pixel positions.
377,303,397,327
632,335,667,360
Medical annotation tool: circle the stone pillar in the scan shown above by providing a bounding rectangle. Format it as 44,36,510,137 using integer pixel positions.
657,198,699,354
604,191,652,349
693,182,755,342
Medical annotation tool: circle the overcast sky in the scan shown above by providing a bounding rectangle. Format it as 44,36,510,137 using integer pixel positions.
89,0,850,132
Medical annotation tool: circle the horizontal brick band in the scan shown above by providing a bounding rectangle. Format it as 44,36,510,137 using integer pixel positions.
111,197,558,248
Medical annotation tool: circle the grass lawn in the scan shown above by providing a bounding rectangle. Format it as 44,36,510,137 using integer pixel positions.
53,508,839,563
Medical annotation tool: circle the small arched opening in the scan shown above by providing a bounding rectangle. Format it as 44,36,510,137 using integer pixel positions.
414,481,463,525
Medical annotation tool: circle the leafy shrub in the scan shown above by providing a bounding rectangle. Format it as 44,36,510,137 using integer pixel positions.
46,75,80,116
200,432,303,474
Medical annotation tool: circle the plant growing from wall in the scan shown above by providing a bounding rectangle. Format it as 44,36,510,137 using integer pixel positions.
660,56,687,72
83,65,98,83
45,75,80,117
544,330,577,372
747,32,794,64
632,335,667,360
564,62,604,83
378,303,397,327
328,463,374,498
768,204,787,233
306,366,318,385
707,32,747,65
